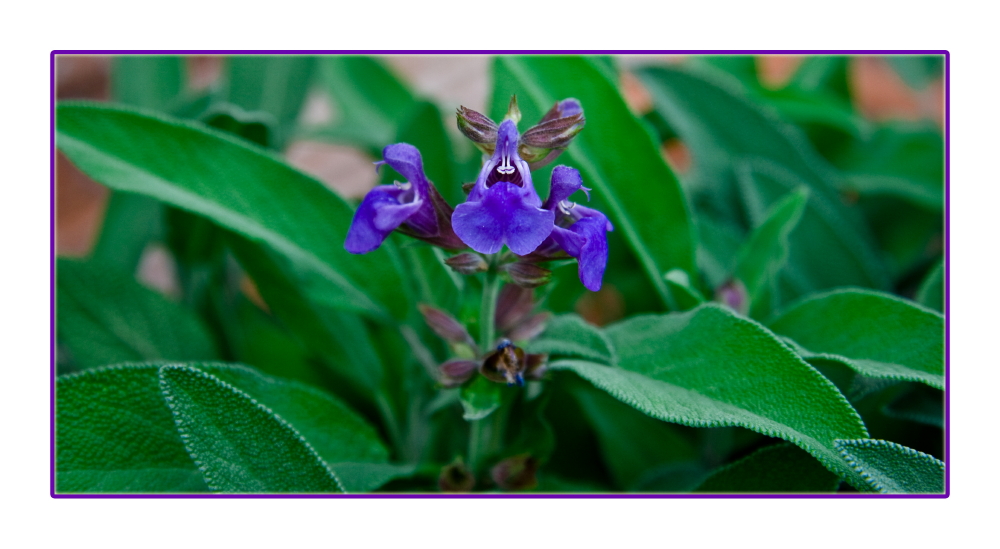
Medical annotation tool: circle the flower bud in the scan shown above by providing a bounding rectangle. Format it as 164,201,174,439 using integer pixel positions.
519,98,585,170
491,454,539,491
439,359,478,388
504,95,522,125
456,106,498,155
418,304,476,348
444,252,488,275
439,457,476,492
715,278,749,316
524,353,548,380
501,262,552,288
506,312,550,343
495,285,535,333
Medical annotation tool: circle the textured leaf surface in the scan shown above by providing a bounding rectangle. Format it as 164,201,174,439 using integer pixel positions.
57,258,217,370
769,288,944,390
198,364,389,464
55,365,207,493
835,438,945,494
494,56,696,309
56,103,407,321
528,314,616,366
549,304,869,483
159,365,343,493
695,443,839,493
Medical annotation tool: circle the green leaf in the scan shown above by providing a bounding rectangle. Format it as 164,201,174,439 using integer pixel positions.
56,365,208,493
112,55,185,113
695,442,840,493
223,56,316,149
549,304,870,484
527,314,616,366
768,288,944,390
733,186,809,318
224,233,387,395
197,363,389,464
56,103,408,321
663,268,706,311
57,258,218,371
736,158,891,297
159,364,343,493
90,193,164,273
310,56,417,153
916,259,945,313
326,462,417,493
572,382,700,491
493,56,697,309
638,66,889,296
460,376,502,420
835,438,945,494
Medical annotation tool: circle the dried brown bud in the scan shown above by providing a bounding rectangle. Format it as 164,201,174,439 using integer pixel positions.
418,304,476,348
501,262,552,289
439,359,479,388
481,339,527,386
439,457,476,492
491,454,539,491
444,252,488,275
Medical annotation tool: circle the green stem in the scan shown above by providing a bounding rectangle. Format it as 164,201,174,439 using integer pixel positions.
480,269,501,351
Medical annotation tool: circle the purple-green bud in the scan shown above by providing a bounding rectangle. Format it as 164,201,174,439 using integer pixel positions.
495,285,535,334
439,359,479,388
456,106,498,155
715,278,749,316
491,454,539,491
501,262,552,288
444,252,488,275
506,312,550,342
439,457,476,492
504,95,522,125
524,352,548,380
519,98,585,169
417,303,477,348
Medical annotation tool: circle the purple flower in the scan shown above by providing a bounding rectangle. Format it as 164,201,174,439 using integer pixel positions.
530,166,614,292
451,120,555,256
345,143,463,254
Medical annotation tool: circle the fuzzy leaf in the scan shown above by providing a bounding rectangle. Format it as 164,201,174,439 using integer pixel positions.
57,258,217,371
835,438,945,494
769,288,944,390
460,376,502,420
695,442,839,493
56,103,408,321
327,463,417,493
159,365,343,493
197,363,389,464
549,304,869,485
55,365,207,493
224,56,316,149
528,314,616,366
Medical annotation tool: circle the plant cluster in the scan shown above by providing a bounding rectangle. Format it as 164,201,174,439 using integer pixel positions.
54,54,946,494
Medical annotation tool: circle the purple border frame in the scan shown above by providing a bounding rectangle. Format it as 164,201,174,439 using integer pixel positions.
50,49,950,500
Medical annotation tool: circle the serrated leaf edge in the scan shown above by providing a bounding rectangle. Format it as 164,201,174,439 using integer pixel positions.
834,438,946,494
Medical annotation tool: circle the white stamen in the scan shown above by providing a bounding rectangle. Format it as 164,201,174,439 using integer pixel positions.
497,153,515,175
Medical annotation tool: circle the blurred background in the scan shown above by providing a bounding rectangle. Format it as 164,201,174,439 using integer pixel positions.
54,54,945,322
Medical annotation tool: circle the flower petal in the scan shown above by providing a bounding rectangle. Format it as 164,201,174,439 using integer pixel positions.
381,143,429,193
568,216,610,291
344,185,423,254
543,165,590,209
452,182,554,255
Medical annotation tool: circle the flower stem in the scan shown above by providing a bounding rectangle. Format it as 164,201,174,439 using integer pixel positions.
479,268,501,351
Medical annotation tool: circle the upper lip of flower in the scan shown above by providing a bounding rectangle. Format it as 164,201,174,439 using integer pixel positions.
471,120,535,199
